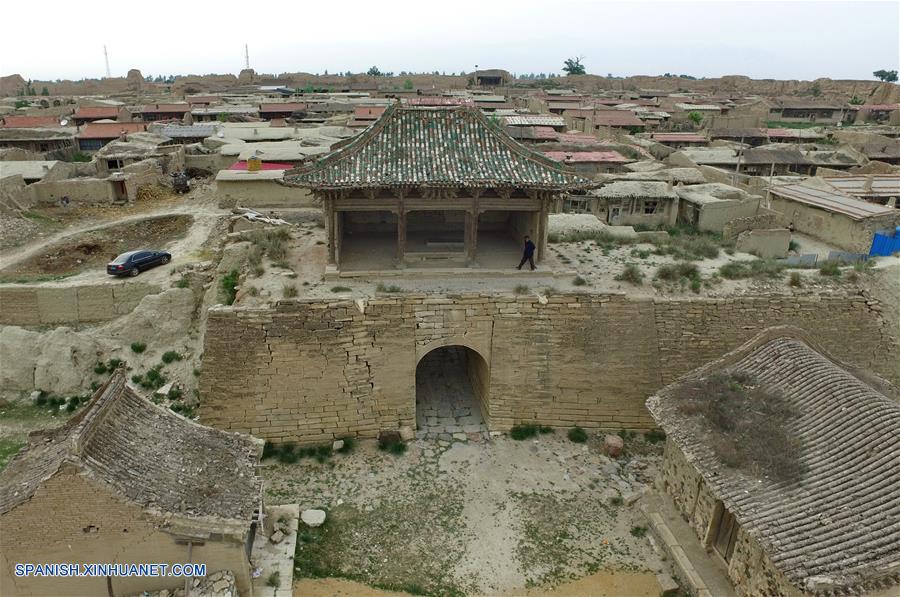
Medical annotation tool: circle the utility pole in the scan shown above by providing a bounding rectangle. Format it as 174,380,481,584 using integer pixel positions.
244,44,250,70
103,45,111,78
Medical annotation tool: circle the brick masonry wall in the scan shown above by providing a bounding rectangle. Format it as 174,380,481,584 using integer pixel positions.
0,282,159,326
0,466,251,596
200,292,897,443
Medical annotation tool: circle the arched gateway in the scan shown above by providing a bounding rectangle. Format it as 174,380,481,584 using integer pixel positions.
415,345,491,439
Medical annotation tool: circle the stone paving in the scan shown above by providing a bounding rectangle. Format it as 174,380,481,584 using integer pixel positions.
415,346,490,441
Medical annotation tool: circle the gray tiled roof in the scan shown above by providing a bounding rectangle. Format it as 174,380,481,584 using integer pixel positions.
0,372,262,524
647,330,900,595
283,105,591,190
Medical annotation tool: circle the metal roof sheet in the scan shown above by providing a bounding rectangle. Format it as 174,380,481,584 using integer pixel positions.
769,183,895,220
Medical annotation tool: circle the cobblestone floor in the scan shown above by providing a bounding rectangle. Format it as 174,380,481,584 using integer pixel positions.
415,346,490,441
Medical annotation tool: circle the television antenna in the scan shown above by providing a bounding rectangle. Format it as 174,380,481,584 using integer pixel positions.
104,45,111,78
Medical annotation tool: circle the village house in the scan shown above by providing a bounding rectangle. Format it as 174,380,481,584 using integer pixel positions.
648,132,709,149
282,104,589,272
587,180,679,227
191,104,260,122
768,100,856,125
0,160,64,184
675,183,761,232
0,115,66,128
675,146,815,176
855,103,900,125
72,105,123,125
708,127,769,147
543,150,631,176
647,330,900,597
258,102,309,120
768,180,900,252
347,105,387,128
473,69,511,87
77,122,148,152
565,108,646,134
0,371,263,597
0,128,76,156
138,103,191,121
94,132,185,175
148,122,220,145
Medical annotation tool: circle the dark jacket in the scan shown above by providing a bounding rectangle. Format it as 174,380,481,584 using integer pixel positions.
523,240,536,257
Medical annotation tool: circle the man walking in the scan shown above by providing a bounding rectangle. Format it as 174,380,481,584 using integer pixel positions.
517,235,536,270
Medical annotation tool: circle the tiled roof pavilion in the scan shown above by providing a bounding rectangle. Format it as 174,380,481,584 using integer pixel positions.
647,329,900,595
283,104,591,191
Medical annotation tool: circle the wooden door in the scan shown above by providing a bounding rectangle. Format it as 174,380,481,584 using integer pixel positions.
713,506,739,562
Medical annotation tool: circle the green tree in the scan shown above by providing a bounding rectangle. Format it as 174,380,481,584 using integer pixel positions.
809,82,822,97
14,99,29,109
216,112,229,123
688,111,703,125
367,66,383,77
873,69,898,82
849,96,864,105
41,86,49,96
562,56,586,75
403,78,413,90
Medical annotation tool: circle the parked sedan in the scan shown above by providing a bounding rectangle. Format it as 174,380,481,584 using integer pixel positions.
107,250,171,277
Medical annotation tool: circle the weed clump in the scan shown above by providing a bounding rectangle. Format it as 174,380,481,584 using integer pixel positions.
130,342,147,354
330,286,351,293
819,261,841,277
672,371,805,481
789,272,802,287
283,284,298,298
376,283,402,293
510,424,539,440
615,263,644,285
567,426,588,443
220,269,240,305
161,351,182,364
719,260,784,280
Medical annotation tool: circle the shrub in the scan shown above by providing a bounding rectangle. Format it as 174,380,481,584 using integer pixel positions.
330,286,351,293
538,425,554,434
161,351,182,364
789,272,802,287
572,276,588,286
377,434,407,455
336,436,356,454
282,284,298,298
107,358,122,370
261,441,278,459
167,387,183,400
719,260,784,280
376,283,402,293
514,284,529,295
220,269,240,305
819,261,841,277
141,366,167,390
644,429,666,443
567,426,588,443
93,362,108,375
509,424,539,440
615,263,644,285
630,525,648,538
277,443,299,464
609,496,623,506
655,262,699,282
788,240,800,252
266,571,281,588
249,228,290,261
130,342,147,354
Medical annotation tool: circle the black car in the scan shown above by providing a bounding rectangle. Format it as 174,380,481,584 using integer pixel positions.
107,250,171,277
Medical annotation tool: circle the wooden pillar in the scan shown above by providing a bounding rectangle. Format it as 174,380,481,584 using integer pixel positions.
465,209,478,265
396,205,407,268
325,195,337,266
537,196,549,262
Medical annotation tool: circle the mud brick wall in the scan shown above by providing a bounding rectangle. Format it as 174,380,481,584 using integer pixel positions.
0,282,159,326
0,467,251,597
200,293,896,443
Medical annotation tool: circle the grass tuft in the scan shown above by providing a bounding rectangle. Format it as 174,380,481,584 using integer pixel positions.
567,426,588,443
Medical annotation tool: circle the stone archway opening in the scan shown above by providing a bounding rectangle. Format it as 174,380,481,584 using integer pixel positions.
415,346,490,440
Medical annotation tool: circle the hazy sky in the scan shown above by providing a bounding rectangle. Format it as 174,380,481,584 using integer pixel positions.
2,0,897,81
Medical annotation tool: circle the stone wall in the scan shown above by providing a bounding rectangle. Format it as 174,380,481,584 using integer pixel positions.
657,440,800,597
0,282,159,326
722,211,780,240
200,292,896,444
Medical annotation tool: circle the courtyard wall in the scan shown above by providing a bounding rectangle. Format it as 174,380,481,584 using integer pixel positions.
200,292,896,443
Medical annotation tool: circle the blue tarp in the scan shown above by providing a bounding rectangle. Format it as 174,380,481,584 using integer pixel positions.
869,227,900,257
